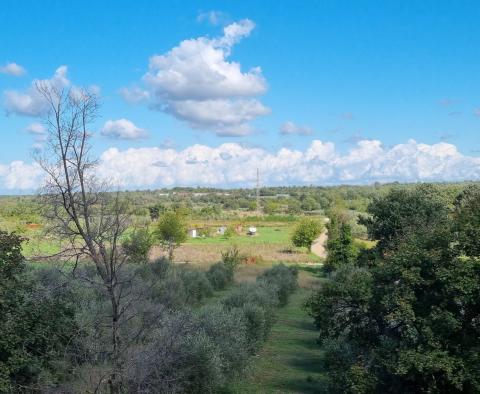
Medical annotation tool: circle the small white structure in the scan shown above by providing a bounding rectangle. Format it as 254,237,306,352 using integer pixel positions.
188,228,197,238
247,226,257,236
217,226,227,235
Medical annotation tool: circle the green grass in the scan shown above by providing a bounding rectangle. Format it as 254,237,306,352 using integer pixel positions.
231,288,327,393
187,226,293,246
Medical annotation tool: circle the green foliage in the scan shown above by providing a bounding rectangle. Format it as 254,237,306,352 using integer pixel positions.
258,263,298,306
263,200,282,215
154,211,187,260
324,216,358,272
196,304,250,378
0,230,25,280
291,217,323,250
148,204,166,220
306,185,480,393
179,269,214,304
287,199,302,214
0,233,77,393
122,227,154,263
127,311,224,393
221,245,243,272
206,263,231,290
223,224,236,239
300,195,319,211
223,264,299,351
197,226,213,238
453,184,480,257
206,246,242,290
359,184,449,254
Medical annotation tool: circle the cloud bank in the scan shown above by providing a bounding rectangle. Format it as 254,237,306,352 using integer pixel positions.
121,19,269,136
1,139,479,192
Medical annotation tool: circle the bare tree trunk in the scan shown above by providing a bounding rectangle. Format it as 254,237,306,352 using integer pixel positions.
35,83,131,393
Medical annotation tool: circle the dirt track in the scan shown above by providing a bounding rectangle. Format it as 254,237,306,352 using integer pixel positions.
311,230,328,258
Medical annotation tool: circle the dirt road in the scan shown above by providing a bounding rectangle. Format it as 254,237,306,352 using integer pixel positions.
311,230,328,258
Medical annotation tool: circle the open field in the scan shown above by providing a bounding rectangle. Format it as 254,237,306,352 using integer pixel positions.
150,243,320,264
186,225,293,245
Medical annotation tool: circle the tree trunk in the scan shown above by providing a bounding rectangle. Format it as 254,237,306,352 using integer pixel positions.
108,287,121,394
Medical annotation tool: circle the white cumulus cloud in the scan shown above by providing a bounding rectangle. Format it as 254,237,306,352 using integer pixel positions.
95,139,480,188
101,119,147,140
0,161,43,190
3,66,70,116
118,86,150,104
2,139,479,191
25,122,46,135
121,19,269,136
280,121,314,136
0,62,26,76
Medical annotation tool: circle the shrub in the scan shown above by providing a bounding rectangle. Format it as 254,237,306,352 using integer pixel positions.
239,302,270,352
180,269,213,304
206,263,230,290
206,246,242,290
127,311,224,394
196,304,250,378
223,225,236,239
122,228,154,264
258,263,298,306
220,245,242,274
222,282,279,351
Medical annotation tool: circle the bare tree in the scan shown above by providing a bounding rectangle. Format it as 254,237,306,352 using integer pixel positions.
35,82,130,393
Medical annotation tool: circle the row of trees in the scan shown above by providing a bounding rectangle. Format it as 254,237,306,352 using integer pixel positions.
0,228,299,392
306,184,480,393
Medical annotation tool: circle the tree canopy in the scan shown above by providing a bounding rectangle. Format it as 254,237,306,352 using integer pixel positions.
154,211,187,261
291,218,322,251
306,185,480,393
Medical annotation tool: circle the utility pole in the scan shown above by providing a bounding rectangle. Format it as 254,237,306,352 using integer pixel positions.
256,168,261,214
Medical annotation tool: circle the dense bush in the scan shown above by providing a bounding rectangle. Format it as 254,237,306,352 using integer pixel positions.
206,246,242,290
258,263,298,306
206,262,231,290
126,311,224,394
122,228,154,264
324,215,358,272
180,269,214,304
223,264,299,351
223,282,279,351
196,304,250,379
0,232,78,393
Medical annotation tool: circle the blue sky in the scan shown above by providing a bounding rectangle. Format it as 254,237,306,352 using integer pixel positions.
1,1,480,192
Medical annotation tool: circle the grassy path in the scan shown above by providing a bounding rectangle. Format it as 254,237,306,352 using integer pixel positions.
231,287,327,393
